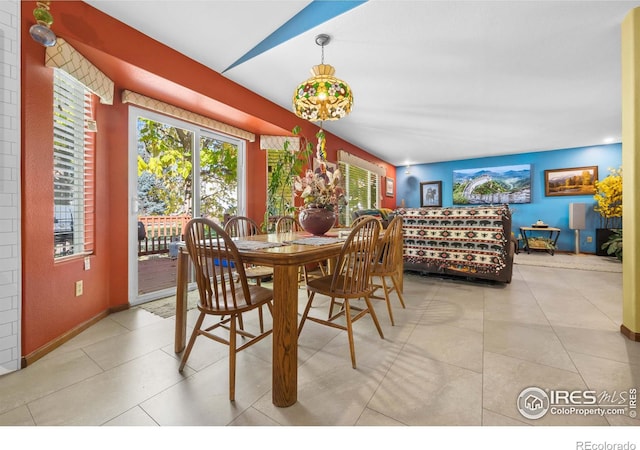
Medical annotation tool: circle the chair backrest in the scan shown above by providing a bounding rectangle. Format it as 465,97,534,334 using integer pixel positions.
184,218,252,311
275,216,301,233
224,216,260,238
374,215,404,273
331,216,380,295
351,214,383,230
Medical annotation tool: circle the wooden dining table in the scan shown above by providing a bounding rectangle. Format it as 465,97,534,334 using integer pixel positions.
173,230,347,407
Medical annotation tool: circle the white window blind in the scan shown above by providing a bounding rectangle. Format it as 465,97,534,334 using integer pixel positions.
338,161,379,226
53,69,95,258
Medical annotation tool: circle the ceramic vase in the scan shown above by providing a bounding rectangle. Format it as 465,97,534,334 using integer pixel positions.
298,207,336,236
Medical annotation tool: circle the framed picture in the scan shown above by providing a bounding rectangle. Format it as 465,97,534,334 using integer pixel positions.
544,166,598,196
453,164,531,204
420,181,442,207
386,177,394,197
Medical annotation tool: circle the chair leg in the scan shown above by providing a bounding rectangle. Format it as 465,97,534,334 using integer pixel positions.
364,295,385,339
343,299,357,369
380,276,395,326
328,296,340,319
298,292,316,336
229,313,237,402
391,273,406,308
179,312,206,372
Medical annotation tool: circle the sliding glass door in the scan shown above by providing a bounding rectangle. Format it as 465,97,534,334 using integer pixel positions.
128,107,245,305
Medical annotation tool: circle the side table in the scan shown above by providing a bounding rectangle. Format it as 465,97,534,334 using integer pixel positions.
520,226,561,255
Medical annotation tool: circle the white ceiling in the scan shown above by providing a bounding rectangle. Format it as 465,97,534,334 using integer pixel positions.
85,0,640,166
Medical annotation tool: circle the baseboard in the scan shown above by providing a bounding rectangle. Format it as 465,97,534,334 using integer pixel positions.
21,307,124,368
620,324,640,342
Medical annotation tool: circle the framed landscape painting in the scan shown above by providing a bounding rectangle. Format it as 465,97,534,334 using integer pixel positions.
544,166,598,196
452,164,531,204
420,181,442,207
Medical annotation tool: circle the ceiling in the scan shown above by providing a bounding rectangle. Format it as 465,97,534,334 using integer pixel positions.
84,0,640,166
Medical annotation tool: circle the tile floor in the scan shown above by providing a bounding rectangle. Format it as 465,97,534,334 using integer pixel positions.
1,257,638,432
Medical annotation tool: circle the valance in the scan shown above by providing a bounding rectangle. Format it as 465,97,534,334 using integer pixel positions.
122,90,255,142
260,135,300,151
337,150,386,176
45,38,114,105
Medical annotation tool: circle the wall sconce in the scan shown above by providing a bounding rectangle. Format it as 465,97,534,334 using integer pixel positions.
29,1,57,47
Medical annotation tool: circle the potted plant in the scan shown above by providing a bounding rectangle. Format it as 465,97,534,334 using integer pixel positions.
593,167,622,256
601,229,622,261
293,164,346,235
263,126,313,232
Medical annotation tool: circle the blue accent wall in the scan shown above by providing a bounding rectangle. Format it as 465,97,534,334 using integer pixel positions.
396,143,622,254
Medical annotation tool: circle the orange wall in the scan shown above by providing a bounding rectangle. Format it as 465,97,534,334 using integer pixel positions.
20,1,396,357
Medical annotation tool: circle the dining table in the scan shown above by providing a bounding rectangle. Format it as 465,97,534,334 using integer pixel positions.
173,230,348,407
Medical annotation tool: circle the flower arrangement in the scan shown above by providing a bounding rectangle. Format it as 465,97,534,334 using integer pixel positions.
293,163,346,211
593,167,622,229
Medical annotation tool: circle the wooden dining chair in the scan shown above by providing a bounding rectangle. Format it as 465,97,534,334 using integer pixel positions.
274,215,301,233
351,214,383,230
275,215,328,284
369,215,406,325
275,216,308,285
224,216,274,332
179,218,273,401
298,216,383,369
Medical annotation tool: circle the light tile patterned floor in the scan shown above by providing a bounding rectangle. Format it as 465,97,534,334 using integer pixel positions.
1,258,638,443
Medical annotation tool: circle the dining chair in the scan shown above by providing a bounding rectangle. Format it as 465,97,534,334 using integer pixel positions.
369,215,406,325
224,216,274,332
275,215,328,284
298,216,384,368
179,218,273,401
351,214,383,230
275,216,308,285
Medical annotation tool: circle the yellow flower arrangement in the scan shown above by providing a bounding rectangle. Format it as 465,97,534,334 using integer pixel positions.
593,167,622,229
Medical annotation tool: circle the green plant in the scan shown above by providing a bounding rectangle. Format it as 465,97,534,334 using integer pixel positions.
601,228,622,261
264,126,314,231
593,167,622,229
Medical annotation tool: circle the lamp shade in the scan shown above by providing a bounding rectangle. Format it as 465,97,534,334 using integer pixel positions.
293,63,353,122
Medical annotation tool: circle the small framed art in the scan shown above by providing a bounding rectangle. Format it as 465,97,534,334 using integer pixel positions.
386,177,394,197
420,181,442,207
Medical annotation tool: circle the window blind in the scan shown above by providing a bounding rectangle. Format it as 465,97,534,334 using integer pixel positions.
53,69,95,258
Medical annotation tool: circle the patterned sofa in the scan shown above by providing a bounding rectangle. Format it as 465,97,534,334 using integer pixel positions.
396,205,515,283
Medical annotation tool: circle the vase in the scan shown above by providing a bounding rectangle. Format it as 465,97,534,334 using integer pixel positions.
298,207,336,236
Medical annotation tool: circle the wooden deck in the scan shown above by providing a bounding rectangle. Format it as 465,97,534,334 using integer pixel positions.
138,255,178,295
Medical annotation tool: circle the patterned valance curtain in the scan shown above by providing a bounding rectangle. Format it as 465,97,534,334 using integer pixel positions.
337,149,386,176
259,135,300,151
121,90,255,142
45,38,114,105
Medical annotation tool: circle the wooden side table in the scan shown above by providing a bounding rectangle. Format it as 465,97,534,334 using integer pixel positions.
520,226,561,255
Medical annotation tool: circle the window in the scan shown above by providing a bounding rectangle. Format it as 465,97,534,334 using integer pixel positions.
53,69,95,258
338,162,379,225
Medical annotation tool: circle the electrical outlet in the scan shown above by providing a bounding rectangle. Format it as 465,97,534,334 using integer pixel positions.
84,257,90,270
75,280,83,296
586,236,593,243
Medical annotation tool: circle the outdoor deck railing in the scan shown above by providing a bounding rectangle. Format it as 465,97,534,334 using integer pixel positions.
138,215,191,256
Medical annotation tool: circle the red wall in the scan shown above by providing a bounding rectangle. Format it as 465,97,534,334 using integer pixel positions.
20,1,396,357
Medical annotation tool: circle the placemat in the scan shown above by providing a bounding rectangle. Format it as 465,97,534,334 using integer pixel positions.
288,236,345,246
234,240,285,250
